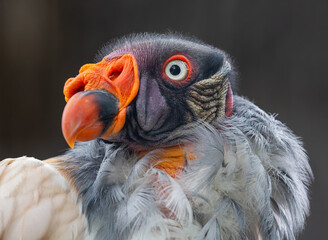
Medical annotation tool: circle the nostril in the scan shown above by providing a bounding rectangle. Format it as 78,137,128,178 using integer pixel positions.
107,60,125,81
108,70,122,81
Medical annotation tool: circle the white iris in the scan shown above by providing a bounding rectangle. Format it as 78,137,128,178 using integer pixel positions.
164,60,189,81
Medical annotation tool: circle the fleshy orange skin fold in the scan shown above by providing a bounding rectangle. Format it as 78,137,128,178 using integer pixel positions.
62,54,139,148
137,146,199,178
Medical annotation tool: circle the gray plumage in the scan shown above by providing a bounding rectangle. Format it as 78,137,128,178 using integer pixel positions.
60,33,312,240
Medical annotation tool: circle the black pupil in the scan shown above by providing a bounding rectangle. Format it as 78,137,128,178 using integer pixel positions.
169,64,181,76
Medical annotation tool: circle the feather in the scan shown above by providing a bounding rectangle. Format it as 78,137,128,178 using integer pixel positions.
0,157,86,240
57,94,312,240
155,169,193,226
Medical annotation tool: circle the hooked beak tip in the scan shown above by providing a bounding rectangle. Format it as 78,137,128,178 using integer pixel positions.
61,90,120,148
67,139,76,149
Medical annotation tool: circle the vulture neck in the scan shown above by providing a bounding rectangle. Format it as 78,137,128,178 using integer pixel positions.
138,145,198,178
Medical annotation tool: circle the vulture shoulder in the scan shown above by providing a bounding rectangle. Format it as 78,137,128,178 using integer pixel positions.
0,156,86,240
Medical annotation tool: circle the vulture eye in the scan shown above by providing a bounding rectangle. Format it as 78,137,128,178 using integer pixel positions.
163,55,191,82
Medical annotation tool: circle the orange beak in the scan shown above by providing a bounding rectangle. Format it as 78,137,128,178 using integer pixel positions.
62,54,139,148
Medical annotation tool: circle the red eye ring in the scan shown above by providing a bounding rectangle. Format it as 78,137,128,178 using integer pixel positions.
163,55,192,83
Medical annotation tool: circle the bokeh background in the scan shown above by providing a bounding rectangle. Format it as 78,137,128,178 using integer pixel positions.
0,0,327,238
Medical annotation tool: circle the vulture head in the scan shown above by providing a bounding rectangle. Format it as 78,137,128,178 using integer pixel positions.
60,33,312,240
62,33,234,150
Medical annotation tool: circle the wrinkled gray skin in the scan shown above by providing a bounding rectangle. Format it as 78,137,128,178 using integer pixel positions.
62,33,312,240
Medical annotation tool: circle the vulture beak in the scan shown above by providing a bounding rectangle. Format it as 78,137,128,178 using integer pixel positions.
62,54,139,148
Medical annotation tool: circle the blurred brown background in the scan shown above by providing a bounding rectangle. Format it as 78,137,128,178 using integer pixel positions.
0,0,327,238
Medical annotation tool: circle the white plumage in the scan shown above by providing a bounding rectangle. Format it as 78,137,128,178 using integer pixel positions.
0,157,86,239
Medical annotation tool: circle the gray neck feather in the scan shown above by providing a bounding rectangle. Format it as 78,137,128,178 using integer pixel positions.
62,95,312,240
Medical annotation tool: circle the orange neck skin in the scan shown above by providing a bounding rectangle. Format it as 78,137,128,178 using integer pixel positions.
138,145,198,178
